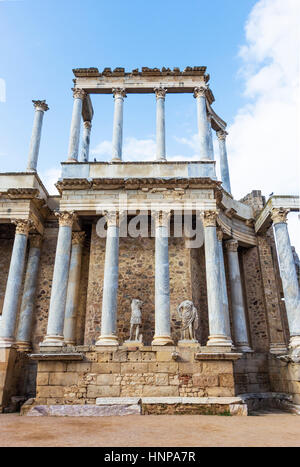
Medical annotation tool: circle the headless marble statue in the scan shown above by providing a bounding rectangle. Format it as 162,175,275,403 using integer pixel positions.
177,300,199,341
129,299,143,342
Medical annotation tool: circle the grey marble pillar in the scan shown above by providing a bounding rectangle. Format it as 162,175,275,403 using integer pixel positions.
41,212,76,347
202,212,232,347
271,208,300,351
67,88,86,162
217,130,231,194
111,88,126,162
217,228,232,344
96,212,121,346
154,87,167,161
225,240,252,352
64,231,85,345
0,220,32,347
193,86,211,161
27,100,49,172
152,211,173,346
207,114,215,161
15,234,43,351
79,121,92,162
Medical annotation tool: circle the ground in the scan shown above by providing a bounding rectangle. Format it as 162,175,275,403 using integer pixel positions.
0,412,299,447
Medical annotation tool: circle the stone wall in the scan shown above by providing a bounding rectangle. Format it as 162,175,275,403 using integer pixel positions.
84,225,194,346
0,224,14,316
269,356,300,405
34,347,236,407
233,353,271,394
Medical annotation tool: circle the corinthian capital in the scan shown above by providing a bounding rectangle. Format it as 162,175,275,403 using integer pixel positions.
154,87,167,99
55,211,77,227
32,100,49,112
72,231,85,245
12,219,34,236
193,86,208,99
201,210,218,227
112,88,127,99
29,234,43,248
152,210,171,228
103,210,125,227
72,88,87,100
217,130,228,141
225,239,239,252
271,208,290,225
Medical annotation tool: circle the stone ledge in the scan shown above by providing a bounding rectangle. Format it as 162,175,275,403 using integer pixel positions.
195,352,242,361
24,404,141,417
29,353,84,361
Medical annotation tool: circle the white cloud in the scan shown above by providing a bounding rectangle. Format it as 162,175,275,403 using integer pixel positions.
0,79,6,102
227,0,300,252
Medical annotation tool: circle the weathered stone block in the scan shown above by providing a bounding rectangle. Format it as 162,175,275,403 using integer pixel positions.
202,361,232,375
155,373,169,386
178,362,202,374
97,352,113,362
206,387,234,397
36,373,49,386
87,385,120,398
38,362,67,373
156,351,174,362
149,362,178,373
37,386,65,398
121,363,149,374
219,374,235,388
142,385,179,397
96,374,115,386
49,372,78,386
91,363,121,374
192,374,218,388
67,362,91,372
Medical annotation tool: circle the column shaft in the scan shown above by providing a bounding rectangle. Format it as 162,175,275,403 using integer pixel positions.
96,213,120,346
194,87,211,161
217,131,231,194
203,212,231,347
27,100,49,171
64,232,85,345
80,121,92,162
226,240,251,351
272,209,300,350
217,231,232,342
112,89,126,161
16,235,42,351
41,212,75,347
154,88,167,161
152,212,173,345
0,220,31,346
67,89,85,162
207,115,215,161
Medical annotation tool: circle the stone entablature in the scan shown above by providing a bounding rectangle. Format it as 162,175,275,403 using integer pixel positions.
255,195,300,233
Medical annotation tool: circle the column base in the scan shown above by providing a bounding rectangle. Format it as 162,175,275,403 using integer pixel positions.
111,157,122,163
95,335,119,347
66,158,78,163
40,335,65,348
235,343,253,353
64,340,76,346
270,343,288,355
15,341,32,352
151,335,174,346
156,157,167,162
0,337,15,349
206,335,233,348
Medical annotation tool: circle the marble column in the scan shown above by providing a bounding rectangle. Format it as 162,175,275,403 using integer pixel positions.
0,219,32,347
79,121,92,162
217,228,232,344
225,240,252,352
202,212,231,347
217,130,231,194
96,212,121,346
15,234,43,351
207,114,215,161
193,86,211,161
67,88,86,162
271,208,300,352
64,231,85,345
152,211,173,346
41,212,76,347
27,100,49,172
111,88,126,162
154,87,167,161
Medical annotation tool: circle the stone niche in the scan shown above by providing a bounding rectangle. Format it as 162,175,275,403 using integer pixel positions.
32,346,239,409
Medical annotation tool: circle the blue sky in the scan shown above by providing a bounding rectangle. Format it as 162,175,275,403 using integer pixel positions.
0,0,299,249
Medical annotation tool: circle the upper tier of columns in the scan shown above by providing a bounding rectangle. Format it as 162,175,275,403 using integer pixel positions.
65,87,231,190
